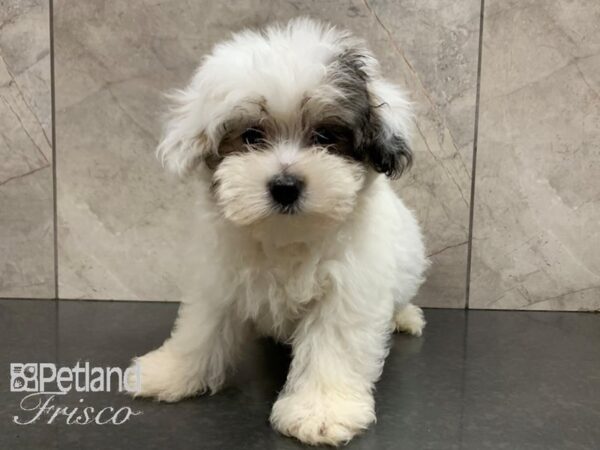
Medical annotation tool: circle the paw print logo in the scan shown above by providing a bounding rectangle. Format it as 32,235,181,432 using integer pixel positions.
10,363,38,392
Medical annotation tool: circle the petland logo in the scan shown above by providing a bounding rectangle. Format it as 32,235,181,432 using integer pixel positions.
10,362,143,425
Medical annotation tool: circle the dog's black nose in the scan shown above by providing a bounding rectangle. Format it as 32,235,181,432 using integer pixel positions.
268,174,304,208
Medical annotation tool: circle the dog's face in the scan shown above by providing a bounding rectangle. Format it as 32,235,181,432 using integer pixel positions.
158,19,412,233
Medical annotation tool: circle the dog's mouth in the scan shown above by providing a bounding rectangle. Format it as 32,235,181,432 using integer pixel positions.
273,202,302,216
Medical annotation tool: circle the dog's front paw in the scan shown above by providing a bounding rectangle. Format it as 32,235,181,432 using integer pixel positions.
270,389,375,446
128,346,209,402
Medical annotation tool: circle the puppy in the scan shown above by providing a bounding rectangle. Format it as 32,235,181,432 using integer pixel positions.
130,18,428,446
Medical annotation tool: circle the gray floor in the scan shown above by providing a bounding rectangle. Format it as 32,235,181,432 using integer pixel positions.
1,299,599,450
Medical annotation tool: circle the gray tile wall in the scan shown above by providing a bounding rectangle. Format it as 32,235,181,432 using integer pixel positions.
1,0,598,311
470,0,600,310
0,0,54,298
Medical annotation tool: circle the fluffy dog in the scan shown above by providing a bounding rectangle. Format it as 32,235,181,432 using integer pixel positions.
130,18,428,446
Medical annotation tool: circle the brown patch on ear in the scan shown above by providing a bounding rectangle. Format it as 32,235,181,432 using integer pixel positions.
185,133,215,170
364,130,412,178
204,153,223,170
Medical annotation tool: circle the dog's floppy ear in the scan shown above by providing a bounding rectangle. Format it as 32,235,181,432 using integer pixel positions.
156,91,213,176
363,79,413,178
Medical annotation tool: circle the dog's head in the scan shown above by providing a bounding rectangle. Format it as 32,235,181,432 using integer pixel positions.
158,18,412,234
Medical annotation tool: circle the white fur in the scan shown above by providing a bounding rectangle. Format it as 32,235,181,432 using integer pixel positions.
130,18,427,446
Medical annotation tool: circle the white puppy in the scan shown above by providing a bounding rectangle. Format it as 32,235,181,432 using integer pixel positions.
130,18,428,446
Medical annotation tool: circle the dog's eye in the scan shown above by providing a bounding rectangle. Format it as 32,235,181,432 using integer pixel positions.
312,127,338,146
241,127,265,146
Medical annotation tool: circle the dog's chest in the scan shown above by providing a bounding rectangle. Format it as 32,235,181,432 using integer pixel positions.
236,244,330,340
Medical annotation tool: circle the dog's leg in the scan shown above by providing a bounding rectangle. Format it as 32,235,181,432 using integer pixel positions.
270,300,390,446
128,301,246,402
